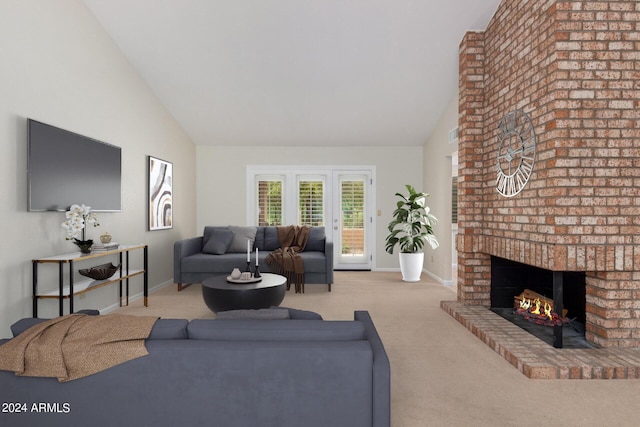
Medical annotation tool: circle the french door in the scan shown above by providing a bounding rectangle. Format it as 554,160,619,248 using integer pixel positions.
332,171,372,270
248,166,374,270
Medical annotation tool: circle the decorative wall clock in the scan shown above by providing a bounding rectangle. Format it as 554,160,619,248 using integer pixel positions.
495,109,536,197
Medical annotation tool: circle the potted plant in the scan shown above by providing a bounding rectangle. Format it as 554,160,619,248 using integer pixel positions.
61,204,100,254
385,185,439,282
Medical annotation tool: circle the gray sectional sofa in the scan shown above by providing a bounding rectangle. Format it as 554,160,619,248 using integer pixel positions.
0,310,390,427
174,226,333,291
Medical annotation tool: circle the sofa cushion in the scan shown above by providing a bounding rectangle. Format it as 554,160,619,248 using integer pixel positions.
277,307,323,320
182,253,249,274
261,226,325,252
202,229,234,255
187,319,366,341
11,317,188,340
215,308,323,320
10,310,100,337
11,318,47,337
202,226,229,248
298,251,328,273
253,227,265,250
263,227,280,250
305,227,326,252
215,308,290,320
227,226,258,253
148,319,189,339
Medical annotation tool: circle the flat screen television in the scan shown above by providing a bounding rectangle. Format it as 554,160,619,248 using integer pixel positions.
27,119,122,212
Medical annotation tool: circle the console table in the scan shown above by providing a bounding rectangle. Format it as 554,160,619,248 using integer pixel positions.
32,244,148,317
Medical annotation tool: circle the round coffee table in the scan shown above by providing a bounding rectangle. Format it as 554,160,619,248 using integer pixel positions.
201,273,287,313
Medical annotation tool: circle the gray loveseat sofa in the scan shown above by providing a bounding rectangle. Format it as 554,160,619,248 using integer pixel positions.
174,226,333,292
0,310,389,427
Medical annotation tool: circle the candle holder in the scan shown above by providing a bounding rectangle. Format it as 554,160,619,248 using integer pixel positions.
245,261,252,274
254,264,261,278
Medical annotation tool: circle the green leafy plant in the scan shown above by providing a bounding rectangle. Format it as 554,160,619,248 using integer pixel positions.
385,185,439,254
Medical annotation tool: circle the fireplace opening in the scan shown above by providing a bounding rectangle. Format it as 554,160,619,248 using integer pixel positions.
489,256,593,349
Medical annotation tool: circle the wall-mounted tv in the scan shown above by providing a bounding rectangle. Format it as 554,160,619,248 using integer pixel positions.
27,119,122,212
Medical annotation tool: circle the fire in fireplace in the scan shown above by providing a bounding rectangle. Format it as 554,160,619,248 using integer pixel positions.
514,289,569,327
490,256,591,348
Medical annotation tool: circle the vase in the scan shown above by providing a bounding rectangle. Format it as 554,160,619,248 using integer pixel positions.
74,240,94,254
399,252,424,282
230,268,242,279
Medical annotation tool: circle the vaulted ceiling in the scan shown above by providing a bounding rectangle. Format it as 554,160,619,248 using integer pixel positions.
83,0,501,146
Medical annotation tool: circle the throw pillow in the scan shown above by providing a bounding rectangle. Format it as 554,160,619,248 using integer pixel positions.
227,226,258,253
275,307,323,320
263,227,280,250
305,227,326,251
202,229,234,255
215,308,290,320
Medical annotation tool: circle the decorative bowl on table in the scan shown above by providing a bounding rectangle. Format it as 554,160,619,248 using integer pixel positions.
79,263,120,280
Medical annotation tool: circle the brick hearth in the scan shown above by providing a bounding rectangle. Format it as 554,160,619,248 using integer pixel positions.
456,1,640,348
441,301,640,379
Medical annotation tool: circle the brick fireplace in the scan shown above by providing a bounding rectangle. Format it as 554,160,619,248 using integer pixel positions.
455,0,640,348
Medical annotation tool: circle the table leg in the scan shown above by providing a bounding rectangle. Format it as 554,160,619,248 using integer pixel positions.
144,246,148,307
68,261,74,314
58,263,64,316
32,261,38,318
126,251,130,305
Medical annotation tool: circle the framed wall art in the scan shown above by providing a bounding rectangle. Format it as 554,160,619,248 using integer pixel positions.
148,156,173,230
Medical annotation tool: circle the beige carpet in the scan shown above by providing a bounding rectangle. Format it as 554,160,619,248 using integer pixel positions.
116,272,640,427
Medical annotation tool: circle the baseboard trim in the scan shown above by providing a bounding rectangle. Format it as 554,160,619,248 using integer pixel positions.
101,279,174,314
372,268,453,286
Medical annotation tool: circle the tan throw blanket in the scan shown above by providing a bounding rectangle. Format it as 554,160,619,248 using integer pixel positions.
265,225,310,293
0,313,158,382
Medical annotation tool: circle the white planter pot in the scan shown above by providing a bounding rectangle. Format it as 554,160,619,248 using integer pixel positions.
399,252,424,282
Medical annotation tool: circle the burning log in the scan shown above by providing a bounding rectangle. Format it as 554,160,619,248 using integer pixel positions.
513,289,570,327
513,289,568,318
514,307,569,326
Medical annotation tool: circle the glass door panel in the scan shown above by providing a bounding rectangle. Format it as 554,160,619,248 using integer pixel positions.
333,172,371,270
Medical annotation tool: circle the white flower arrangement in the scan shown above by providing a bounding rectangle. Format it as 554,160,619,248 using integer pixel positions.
61,204,100,242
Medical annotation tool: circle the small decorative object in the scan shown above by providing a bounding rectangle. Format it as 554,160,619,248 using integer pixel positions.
385,185,439,282
230,268,242,280
226,274,262,284
254,248,261,278
62,204,100,254
240,272,252,281
100,232,112,244
79,263,120,281
245,239,252,272
75,241,93,254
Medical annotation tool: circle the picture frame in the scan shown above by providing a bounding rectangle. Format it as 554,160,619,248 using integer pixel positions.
148,156,173,230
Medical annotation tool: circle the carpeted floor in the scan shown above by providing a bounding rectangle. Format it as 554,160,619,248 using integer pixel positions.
115,271,640,427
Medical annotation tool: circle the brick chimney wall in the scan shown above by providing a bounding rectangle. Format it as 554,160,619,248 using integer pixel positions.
457,0,640,348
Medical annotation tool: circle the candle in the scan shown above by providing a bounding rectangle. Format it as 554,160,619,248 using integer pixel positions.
256,248,259,266
247,239,250,262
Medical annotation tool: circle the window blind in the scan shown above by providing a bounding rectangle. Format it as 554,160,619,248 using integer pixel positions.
257,178,283,226
340,179,365,255
298,179,324,226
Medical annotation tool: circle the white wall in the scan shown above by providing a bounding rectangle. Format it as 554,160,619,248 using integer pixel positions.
422,95,458,283
0,0,197,336
196,145,423,270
